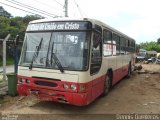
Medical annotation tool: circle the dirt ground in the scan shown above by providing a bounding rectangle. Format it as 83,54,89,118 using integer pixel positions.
0,64,160,119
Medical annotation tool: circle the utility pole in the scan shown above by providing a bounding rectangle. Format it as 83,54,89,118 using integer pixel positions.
14,35,19,74
64,0,68,17
3,34,10,81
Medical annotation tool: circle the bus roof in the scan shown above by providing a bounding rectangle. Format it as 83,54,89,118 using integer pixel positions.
29,17,135,41
29,17,86,24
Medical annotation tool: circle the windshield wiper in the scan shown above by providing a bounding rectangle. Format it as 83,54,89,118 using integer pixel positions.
51,43,64,73
29,38,43,70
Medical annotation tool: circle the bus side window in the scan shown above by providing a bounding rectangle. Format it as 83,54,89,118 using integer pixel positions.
120,37,126,55
90,25,102,75
112,33,120,55
126,39,130,53
103,30,112,56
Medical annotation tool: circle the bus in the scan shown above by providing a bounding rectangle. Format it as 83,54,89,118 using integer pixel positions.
17,18,135,106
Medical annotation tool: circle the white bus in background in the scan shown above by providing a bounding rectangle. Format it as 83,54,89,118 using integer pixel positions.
17,18,135,106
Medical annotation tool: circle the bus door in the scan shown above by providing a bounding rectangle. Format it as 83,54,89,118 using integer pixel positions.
90,25,103,100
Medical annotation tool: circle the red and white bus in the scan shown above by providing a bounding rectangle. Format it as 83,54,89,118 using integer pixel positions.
17,18,135,106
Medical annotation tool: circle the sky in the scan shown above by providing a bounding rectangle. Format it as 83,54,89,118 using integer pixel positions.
1,0,160,44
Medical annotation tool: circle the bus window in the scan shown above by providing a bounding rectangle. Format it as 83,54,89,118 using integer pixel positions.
131,40,135,52
128,40,130,47
113,33,120,55
120,37,126,55
20,31,90,71
90,25,102,74
126,39,134,53
126,39,129,53
20,32,51,66
103,30,112,56
48,32,90,70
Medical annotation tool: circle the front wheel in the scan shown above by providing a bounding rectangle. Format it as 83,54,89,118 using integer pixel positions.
101,74,112,96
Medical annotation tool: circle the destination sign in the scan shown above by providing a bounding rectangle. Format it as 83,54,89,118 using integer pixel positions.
26,21,91,31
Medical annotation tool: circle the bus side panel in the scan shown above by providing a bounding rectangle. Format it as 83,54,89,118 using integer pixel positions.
112,64,129,85
112,68,123,85
72,88,92,106
91,75,105,101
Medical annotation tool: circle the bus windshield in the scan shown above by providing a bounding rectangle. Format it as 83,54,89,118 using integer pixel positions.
19,31,90,71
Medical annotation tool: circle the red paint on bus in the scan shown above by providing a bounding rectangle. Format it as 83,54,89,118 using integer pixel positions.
17,65,129,106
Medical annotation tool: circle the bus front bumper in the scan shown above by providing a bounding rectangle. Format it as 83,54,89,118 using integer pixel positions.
17,84,91,106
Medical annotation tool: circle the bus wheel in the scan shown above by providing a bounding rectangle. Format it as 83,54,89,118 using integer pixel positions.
102,74,112,96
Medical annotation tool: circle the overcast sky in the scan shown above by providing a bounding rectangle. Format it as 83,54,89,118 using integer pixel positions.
1,0,160,43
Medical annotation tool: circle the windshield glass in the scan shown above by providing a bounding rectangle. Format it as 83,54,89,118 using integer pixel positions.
19,31,90,71
139,51,146,57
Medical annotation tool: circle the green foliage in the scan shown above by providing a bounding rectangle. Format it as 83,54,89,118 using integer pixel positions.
0,15,42,40
10,17,25,39
0,7,42,40
23,15,43,25
138,41,160,52
157,38,160,44
0,57,14,66
136,44,140,49
0,6,12,18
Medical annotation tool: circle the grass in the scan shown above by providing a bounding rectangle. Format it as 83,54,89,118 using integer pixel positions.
0,97,6,104
0,57,14,67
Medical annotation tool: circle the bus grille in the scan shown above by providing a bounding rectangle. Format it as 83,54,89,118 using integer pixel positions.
34,81,58,87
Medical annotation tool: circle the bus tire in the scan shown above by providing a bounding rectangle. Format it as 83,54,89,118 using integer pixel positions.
101,72,112,97
126,63,131,78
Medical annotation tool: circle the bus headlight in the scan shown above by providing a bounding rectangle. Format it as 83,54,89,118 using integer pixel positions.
71,84,77,91
18,78,30,84
26,79,30,84
63,84,69,89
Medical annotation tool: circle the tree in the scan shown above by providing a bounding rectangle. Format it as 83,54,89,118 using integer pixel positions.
0,6,42,39
10,17,26,40
139,41,160,52
157,38,160,44
0,6,12,18
0,16,10,38
23,15,43,25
